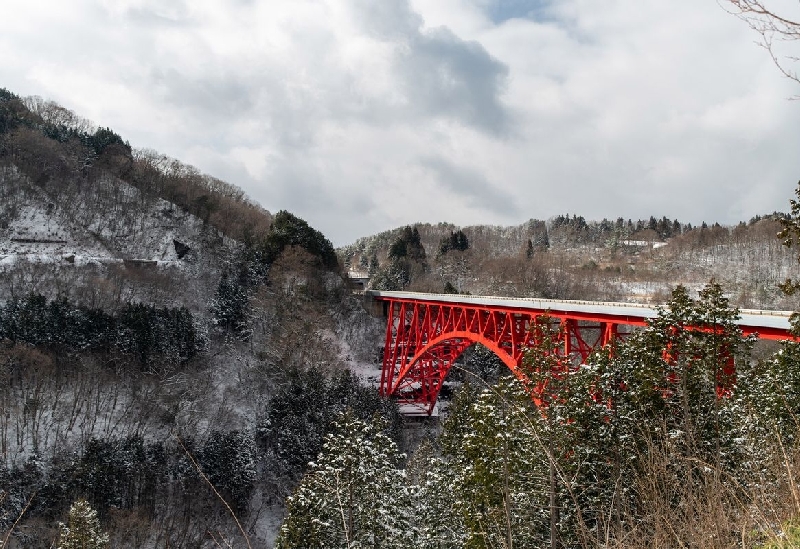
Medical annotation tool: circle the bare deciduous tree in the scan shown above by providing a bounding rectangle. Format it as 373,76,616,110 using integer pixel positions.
723,0,800,90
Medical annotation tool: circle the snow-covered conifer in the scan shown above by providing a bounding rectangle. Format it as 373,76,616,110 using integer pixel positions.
55,499,109,549
438,377,549,548
276,411,417,548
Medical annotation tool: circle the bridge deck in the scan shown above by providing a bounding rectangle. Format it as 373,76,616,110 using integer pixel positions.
366,290,795,340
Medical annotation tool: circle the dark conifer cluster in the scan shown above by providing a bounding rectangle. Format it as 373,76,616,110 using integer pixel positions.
438,229,469,255
0,293,201,366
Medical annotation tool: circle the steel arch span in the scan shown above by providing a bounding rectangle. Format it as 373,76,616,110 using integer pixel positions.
375,295,636,415
368,291,796,416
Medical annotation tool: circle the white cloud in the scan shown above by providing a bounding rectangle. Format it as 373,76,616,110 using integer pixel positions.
1,0,798,245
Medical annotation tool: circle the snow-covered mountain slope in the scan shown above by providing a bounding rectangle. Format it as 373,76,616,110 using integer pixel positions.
0,165,237,311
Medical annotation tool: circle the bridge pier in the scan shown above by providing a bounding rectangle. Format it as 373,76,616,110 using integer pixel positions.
363,291,387,318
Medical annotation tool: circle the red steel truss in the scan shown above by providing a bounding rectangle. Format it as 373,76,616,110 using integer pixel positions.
371,291,795,415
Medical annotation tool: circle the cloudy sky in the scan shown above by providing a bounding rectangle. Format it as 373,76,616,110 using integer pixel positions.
1,0,799,245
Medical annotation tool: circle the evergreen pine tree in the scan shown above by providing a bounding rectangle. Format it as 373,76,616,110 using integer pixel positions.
778,180,800,296
368,254,379,276
55,499,109,549
276,412,417,548
212,268,251,335
438,377,549,548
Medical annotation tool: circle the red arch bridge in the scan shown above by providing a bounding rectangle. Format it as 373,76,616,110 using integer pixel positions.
364,290,796,416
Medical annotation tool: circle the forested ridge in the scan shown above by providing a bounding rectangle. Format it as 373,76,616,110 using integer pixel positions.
3,86,800,548
345,213,800,310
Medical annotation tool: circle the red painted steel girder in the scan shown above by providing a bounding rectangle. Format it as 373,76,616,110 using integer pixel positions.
370,291,796,415
377,298,634,415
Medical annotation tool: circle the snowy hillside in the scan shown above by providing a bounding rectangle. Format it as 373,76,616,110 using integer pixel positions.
0,165,238,312
342,215,800,311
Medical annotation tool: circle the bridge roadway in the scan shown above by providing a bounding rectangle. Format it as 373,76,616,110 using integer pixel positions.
366,290,795,340
365,290,797,415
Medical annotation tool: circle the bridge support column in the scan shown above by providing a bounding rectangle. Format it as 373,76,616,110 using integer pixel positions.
563,319,574,357
600,322,619,348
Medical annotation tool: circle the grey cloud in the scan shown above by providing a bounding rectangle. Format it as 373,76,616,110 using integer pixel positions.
400,27,511,135
143,31,335,152
150,69,257,118
124,6,193,27
258,158,378,243
193,156,353,245
141,0,513,159
95,1,194,27
353,0,512,135
419,155,519,216
353,0,423,39
485,0,553,24
145,67,320,150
